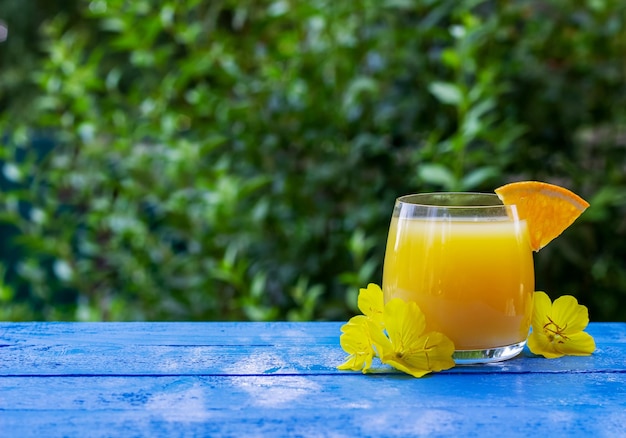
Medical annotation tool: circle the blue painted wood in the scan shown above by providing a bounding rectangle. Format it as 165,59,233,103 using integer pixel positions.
0,322,625,437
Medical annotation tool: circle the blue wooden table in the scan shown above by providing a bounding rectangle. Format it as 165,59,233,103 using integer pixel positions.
0,322,625,437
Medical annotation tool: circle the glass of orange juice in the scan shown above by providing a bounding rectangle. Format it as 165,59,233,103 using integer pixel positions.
382,193,534,364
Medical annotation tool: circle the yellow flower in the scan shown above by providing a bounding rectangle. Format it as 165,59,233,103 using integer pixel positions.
337,315,382,372
338,284,456,377
357,283,384,326
527,291,596,359
376,298,456,378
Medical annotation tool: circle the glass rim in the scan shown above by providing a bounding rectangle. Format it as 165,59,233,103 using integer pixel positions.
396,192,508,209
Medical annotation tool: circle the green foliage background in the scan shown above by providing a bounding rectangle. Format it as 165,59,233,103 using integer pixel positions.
1,0,625,322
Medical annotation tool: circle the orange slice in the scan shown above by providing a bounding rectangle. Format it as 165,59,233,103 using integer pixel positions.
495,181,589,251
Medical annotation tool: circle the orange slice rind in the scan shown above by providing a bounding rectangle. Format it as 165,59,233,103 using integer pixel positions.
495,181,589,252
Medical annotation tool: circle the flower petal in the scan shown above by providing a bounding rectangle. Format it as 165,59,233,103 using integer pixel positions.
383,298,426,347
551,295,589,334
527,330,564,358
554,331,596,356
357,283,385,325
337,316,375,371
405,332,456,371
337,354,371,371
382,358,432,378
531,291,551,332
382,332,455,377
369,323,393,359
380,299,455,377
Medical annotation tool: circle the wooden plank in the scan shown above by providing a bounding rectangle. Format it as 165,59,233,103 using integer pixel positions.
0,373,625,437
0,323,624,376
1,322,625,436
0,322,344,345
1,341,625,376
1,322,624,346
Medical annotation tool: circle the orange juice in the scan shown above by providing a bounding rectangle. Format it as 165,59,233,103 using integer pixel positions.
383,215,534,350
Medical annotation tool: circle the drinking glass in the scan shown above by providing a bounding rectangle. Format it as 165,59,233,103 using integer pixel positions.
382,193,534,364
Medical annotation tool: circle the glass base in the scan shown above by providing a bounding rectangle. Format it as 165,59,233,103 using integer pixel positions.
453,340,526,365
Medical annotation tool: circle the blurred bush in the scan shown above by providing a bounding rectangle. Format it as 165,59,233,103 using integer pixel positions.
0,0,625,321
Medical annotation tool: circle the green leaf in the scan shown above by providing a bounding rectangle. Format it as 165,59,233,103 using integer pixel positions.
418,163,457,189
428,81,462,105
460,167,499,190
441,48,460,69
